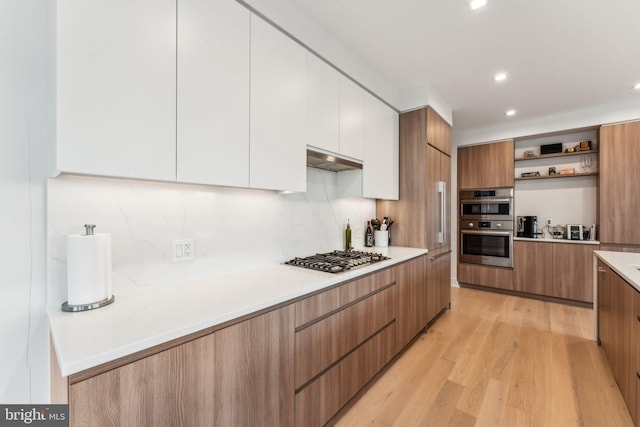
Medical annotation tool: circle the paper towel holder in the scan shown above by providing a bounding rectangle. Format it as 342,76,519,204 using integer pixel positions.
61,224,115,312
62,296,115,312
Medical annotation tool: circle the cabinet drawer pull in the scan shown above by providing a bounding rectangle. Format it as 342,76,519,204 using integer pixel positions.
597,267,607,273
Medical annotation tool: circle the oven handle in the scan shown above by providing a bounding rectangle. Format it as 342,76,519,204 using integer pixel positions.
460,198,513,204
460,229,512,237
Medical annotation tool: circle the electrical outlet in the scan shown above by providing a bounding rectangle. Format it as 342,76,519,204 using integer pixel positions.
172,239,194,262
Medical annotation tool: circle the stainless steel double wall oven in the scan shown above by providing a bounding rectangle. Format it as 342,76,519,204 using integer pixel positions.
459,188,514,268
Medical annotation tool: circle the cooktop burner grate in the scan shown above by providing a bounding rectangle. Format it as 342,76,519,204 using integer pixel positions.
285,250,390,273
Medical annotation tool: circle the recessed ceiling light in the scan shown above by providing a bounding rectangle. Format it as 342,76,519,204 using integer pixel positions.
494,72,507,82
633,83,640,90
469,0,487,11
505,110,516,117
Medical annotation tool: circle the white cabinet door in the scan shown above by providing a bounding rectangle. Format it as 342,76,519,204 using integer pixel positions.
250,15,307,192
177,0,250,187
363,94,399,200
339,76,364,161
56,0,176,181
306,54,340,154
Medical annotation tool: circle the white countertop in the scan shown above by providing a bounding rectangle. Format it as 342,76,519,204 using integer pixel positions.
514,237,600,245
49,246,427,377
594,250,640,293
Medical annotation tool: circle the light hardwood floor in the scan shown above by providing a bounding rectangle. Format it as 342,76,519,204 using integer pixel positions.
333,286,634,427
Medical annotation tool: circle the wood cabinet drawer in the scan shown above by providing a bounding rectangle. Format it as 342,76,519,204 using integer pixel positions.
294,285,396,388
294,362,342,427
342,322,396,403
341,285,396,355
341,268,394,306
295,323,396,427
294,312,341,388
294,286,340,328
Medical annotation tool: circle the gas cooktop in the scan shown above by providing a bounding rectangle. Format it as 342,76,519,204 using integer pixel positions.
285,250,390,273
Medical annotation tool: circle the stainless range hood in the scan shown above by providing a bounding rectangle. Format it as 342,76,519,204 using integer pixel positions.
307,148,362,172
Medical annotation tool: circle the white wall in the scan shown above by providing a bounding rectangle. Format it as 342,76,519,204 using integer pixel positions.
513,129,599,229
0,0,53,403
453,99,640,147
48,170,376,304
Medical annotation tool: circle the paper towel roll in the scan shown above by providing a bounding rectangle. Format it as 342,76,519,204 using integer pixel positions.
66,233,112,306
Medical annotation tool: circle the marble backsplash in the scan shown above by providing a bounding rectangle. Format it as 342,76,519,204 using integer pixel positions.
48,168,376,306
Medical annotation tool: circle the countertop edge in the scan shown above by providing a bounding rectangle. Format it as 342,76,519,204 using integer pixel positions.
514,237,600,245
594,250,640,293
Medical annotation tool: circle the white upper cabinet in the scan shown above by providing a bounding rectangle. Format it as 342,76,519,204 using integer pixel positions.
339,76,365,161
56,0,177,181
177,0,250,187
249,15,307,192
337,94,399,200
363,94,399,200
306,54,340,154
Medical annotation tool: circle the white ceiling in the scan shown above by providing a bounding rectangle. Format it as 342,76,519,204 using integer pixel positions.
288,0,640,134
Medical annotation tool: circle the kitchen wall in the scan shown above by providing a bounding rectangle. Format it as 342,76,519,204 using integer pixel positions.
48,170,376,305
514,128,598,229
0,0,53,404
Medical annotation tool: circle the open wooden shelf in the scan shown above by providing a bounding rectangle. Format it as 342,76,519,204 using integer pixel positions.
515,172,599,181
515,149,598,162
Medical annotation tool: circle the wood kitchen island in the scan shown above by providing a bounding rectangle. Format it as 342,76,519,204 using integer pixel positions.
49,246,452,426
596,250,640,427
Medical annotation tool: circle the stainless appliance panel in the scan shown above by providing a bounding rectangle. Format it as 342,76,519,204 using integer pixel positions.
459,188,514,221
459,229,513,268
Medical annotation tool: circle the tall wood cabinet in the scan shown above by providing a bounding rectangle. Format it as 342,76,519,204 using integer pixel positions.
457,139,515,189
599,120,640,245
376,106,451,323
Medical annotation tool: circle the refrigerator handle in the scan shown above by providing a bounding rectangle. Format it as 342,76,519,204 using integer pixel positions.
438,181,446,244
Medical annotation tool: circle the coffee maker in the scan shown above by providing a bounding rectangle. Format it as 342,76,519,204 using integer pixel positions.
517,216,537,238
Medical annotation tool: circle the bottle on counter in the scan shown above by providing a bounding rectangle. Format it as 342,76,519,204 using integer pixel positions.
345,219,352,251
365,221,373,247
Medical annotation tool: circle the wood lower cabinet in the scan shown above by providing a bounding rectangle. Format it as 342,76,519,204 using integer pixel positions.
514,241,595,303
293,269,398,427
426,251,451,324
513,241,552,296
457,139,514,190
550,243,595,302
635,287,640,427
395,256,427,350
214,306,295,427
599,121,640,245
68,306,293,427
69,334,216,427
457,262,514,290
598,261,639,424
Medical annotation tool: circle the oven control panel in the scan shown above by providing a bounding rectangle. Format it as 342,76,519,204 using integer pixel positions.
460,220,513,231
